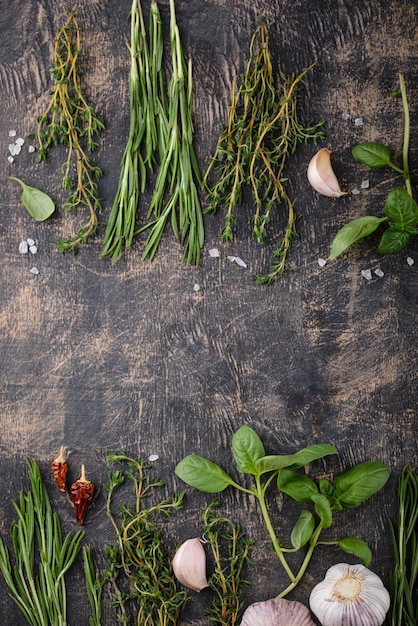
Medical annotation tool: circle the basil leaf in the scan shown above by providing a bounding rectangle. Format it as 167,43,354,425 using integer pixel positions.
291,511,315,549
319,478,334,497
334,461,390,508
330,216,387,259
10,176,55,221
352,142,392,169
311,493,332,528
278,469,319,503
376,227,410,254
255,444,337,474
231,426,265,475
338,537,372,567
384,187,418,225
174,455,234,493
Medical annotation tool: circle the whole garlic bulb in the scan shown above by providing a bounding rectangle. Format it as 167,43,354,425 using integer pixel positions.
309,563,390,626
307,148,346,197
172,538,209,592
240,597,315,625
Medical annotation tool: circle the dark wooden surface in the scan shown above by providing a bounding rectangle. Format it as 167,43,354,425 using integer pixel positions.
0,0,417,624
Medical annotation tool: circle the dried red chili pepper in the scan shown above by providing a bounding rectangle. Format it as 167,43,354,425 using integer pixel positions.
70,464,94,525
51,446,68,492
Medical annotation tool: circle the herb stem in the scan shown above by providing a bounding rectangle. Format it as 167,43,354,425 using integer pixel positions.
277,523,324,598
399,72,412,197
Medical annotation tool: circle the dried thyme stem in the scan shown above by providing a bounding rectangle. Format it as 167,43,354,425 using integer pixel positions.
204,21,324,283
36,8,104,253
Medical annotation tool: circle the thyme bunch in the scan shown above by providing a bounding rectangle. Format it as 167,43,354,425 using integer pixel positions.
104,451,188,626
202,501,253,625
36,8,105,253
0,459,84,626
204,22,324,283
100,0,167,263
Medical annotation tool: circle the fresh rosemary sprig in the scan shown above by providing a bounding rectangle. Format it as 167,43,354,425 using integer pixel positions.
204,21,324,283
0,459,84,626
100,0,167,263
104,451,188,626
36,8,105,253
140,0,204,265
389,465,418,626
202,501,253,625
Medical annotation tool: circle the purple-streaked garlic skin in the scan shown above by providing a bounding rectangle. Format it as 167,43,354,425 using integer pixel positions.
307,147,347,197
172,537,209,592
309,563,390,626
240,597,316,625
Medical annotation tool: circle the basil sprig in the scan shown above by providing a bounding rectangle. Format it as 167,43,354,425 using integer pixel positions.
175,425,390,598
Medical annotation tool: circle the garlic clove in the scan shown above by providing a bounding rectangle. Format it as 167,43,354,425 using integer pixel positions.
307,148,347,197
309,563,391,626
172,538,209,592
240,597,315,625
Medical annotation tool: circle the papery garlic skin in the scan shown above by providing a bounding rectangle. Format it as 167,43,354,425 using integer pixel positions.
307,148,346,197
309,563,390,626
240,597,315,625
172,538,209,592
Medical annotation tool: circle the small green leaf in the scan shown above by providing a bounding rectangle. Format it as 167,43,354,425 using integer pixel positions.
334,461,390,508
352,142,392,169
384,187,418,225
330,216,387,259
376,227,410,254
311,493,333,528
255,444,337,474
175,455,234,493
10,176,55,221
319,478,334,497
338,537,372,566
278,469,319,503
290,511,315,549
231,426,265,475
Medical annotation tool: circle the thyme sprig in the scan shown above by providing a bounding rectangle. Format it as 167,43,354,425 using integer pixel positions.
204,21,324,283
0,459,84,626
202,501,253,625
100,0,167,263
104,451,188,626
36,8,105,253
389,465,418,626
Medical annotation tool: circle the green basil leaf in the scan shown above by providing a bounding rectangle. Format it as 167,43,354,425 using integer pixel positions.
384,187,418,225
10,176,55,221
256,444,337,474
330,216,387,259
175,455,234,493
278,469,319,503
376,227,410,254
311,493,332,528
352,142,392,169
319,478,334,497
290,511,315,549
338,537,372,566
334,461,390,508
231,426,265,475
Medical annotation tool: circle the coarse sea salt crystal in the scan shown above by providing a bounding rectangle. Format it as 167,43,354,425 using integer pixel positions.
354,117,364,126
193,283,200,292
8,130,16,137
407,256,414,266
7,155,14,163
29,245,38,254
28,145,36,153
148,454,159,462
318,258,327,267
342,112,350,120
375,268,384,277
361,179,370,189
351,187,361,195
8,143,17,156
27,238,35,246
15,137,25,146
228,255,247,268
13,144,21,156
30,267,39,275
209,247,220,258
19,241,29,254
361,269,372,280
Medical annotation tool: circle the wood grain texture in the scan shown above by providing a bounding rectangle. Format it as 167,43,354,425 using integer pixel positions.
0,0,417,623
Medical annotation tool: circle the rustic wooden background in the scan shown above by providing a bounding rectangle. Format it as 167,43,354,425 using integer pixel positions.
0,0,416,623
